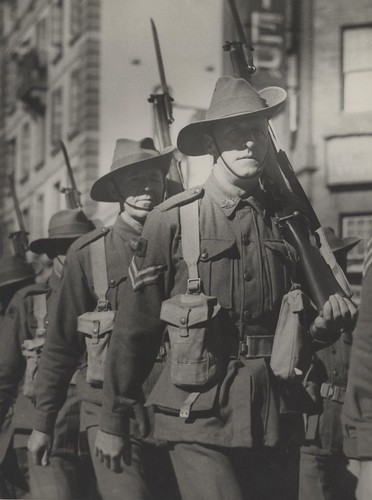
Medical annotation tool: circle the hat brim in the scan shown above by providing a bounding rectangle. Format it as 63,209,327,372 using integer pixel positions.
177,86,287,157
90,147,175,203
29,236,79,255
333,236,361,254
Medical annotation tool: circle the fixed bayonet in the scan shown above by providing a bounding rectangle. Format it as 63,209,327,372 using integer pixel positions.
8,173,29,257
150,18,174,124
60,140,82,209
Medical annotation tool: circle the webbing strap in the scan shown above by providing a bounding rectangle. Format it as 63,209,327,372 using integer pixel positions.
32,294,47,337
180,200,200,292
90,237,109,309
179,391,201,419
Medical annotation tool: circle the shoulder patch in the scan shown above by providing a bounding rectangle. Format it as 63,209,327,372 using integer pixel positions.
158,187,204,212
75,226,110,251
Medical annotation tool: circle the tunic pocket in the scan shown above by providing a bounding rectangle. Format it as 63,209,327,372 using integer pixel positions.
261,240,297,311
198,238,236,310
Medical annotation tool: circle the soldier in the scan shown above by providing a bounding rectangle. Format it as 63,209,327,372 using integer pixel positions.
0,209,95,500
342,236,372,500
28,139,178,500
96,77,357,500
299,227,361,500
0,255,36,499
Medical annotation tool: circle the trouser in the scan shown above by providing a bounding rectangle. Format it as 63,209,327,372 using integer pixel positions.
27,384,82,499
299,449,357,500
0,447,30,499
86,424,153,500
168,442,300,500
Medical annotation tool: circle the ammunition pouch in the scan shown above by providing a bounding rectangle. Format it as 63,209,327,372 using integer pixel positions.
160,293,223,388
22,335,45,398
270,286,314,382
79,309,115,386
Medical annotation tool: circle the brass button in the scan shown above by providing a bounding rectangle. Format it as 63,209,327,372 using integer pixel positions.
201,250,208,259
180,317,186,325
110,279,116,285
243,310,251,320
242,236,249,246
243,272,251,281
332,369,338,376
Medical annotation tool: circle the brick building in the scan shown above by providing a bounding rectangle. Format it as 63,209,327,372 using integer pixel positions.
0,0,371,294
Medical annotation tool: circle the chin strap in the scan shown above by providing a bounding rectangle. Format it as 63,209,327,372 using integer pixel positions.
212,134,269,180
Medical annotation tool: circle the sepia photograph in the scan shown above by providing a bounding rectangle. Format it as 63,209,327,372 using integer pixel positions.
0,0,371,499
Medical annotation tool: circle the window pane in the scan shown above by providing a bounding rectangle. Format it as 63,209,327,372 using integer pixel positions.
343,27,372,73
344,71,372,112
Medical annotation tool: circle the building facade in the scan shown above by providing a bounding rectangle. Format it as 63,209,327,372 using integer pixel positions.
0,0,371,294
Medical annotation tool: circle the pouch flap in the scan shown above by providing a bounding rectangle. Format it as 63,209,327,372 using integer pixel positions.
78,310,115,336
287,289,304,313
146,359,218,414
262,239,298,261
160,293,221,327
22,337,45,351
199,238,236,262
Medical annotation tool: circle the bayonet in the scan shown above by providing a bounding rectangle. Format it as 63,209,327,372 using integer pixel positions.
8,173,29,257
60,140,82,209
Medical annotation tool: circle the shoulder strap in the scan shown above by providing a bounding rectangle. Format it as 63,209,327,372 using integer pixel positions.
32,294,47,338
89,237,109,311
180,200,200,294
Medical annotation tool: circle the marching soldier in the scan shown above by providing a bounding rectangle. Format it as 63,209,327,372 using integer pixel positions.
96,77,357,500
343,236,372,500
0,209,95,500
28,139,179,500
299,227,361,500
0,255,37,499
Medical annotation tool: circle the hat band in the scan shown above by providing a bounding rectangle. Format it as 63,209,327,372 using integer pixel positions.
48,222,94,238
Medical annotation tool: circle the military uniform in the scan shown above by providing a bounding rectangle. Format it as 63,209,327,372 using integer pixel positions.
299,334,355,500
33,216,165,500
0,272,81,500
343,238,372,459
101,175,323,500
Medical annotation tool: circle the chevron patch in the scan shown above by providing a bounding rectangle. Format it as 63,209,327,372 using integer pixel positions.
363,237,372,277
129,257,167,291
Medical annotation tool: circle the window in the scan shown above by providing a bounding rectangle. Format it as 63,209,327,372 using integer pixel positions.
20,122,31,181
35,115,46,169
36,18,47,66
343,26,372,112
50,0,63,60
6,138,16,176
5,57,17,115
33,193,45,240
69,68,81,136
70,0,83,42
51,88,63,149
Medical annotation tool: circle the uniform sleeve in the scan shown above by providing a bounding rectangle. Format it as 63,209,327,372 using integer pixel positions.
33,246,96,434
342,267,372,458
0,294,28,427
100,208,176,435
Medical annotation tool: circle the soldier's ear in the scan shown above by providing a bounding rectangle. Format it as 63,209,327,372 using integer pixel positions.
203,133,218,159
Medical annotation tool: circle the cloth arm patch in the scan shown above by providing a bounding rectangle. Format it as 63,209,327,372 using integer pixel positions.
129,257,167,291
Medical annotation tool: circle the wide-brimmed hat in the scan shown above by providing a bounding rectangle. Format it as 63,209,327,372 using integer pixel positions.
90,138,175,202
0,254,36,288
29,209,95,255
323,226,361,254
177,76,287,157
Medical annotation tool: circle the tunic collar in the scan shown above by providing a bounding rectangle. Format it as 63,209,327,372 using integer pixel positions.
112,215,142,251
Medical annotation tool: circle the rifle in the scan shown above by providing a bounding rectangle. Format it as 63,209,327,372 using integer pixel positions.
8,173,29,257
149,18,185,193
59,140,82,209
224,0,352,310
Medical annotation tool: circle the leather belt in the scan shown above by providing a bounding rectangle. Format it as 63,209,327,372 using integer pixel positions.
320,382,346,403
229,332,274,359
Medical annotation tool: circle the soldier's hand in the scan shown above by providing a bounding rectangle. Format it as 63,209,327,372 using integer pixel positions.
28,429,53,466
311,293,358,340
94,429,131,472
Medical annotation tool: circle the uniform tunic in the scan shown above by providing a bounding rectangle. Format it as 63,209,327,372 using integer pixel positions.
33,216,138,433
343,240,372,459
101,174,316,448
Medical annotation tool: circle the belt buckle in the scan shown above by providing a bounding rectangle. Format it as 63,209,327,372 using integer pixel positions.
320,383,333,399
